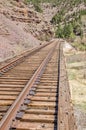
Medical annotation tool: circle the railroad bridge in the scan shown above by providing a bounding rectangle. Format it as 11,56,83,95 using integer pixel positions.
0,40,77,130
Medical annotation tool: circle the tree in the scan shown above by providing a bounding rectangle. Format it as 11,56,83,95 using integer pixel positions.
51,13,63,25
55,25,64,38
63,23,74,38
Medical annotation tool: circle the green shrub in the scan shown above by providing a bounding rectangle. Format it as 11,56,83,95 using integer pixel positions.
55,23,75,39
34,4,43,13
80,10,86,15
55,25,64,38
72,42,86,51
51,14,63,24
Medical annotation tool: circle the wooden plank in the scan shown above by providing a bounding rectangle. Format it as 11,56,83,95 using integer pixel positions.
0,77,29,80
0,81,26,85
28,101,56,108
35,93,57,97
36,86,57,89
0,106,9,112
36,89,56,93
25,108,55,115
28,96,56,102
39,80,57,83
0,84,24,88
0,95,16,100
0,88,22,91
21,114,55,123
39,82,57,86
0,100,13,106
0,91,19,95
0,79,27,82
58,50,77,130
12,121,54,130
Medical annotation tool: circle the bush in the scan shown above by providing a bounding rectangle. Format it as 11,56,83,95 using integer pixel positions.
80,10,86,15
51,14,63,24
55,25,64,38
55,23,75,39
34,4,43,13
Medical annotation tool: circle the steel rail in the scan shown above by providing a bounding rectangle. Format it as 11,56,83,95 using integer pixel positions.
0,41,53,75
0,41,57,130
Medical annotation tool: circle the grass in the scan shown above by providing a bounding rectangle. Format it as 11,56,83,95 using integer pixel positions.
67,61,86,112
77,103,86,111
72,42,86,51
80,10,86,15
67,69,77,80
69,79,86,112
67,61,85,69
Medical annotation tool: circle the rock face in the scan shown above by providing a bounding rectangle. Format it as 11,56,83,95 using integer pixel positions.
0,13,41,61
0,0,43,62
0,0,54,41
0,0,55,62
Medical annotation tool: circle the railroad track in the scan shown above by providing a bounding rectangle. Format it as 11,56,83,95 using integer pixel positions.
0,40,77,130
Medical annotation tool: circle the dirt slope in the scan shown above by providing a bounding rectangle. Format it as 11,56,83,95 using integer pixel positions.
0,0,42,62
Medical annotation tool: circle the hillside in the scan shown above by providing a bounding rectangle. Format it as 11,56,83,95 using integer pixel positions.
0,0,54,62
0,0,86,62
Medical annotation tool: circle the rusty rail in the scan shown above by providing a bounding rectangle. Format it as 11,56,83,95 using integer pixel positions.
0,41,52,76
0,41,57,130
0,40,77,130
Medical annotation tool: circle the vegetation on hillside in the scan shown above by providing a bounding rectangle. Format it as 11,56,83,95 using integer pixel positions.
24,0,86,51
50,1,85,46
55,15,83,39
72,42,86,51
25,0,43,12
